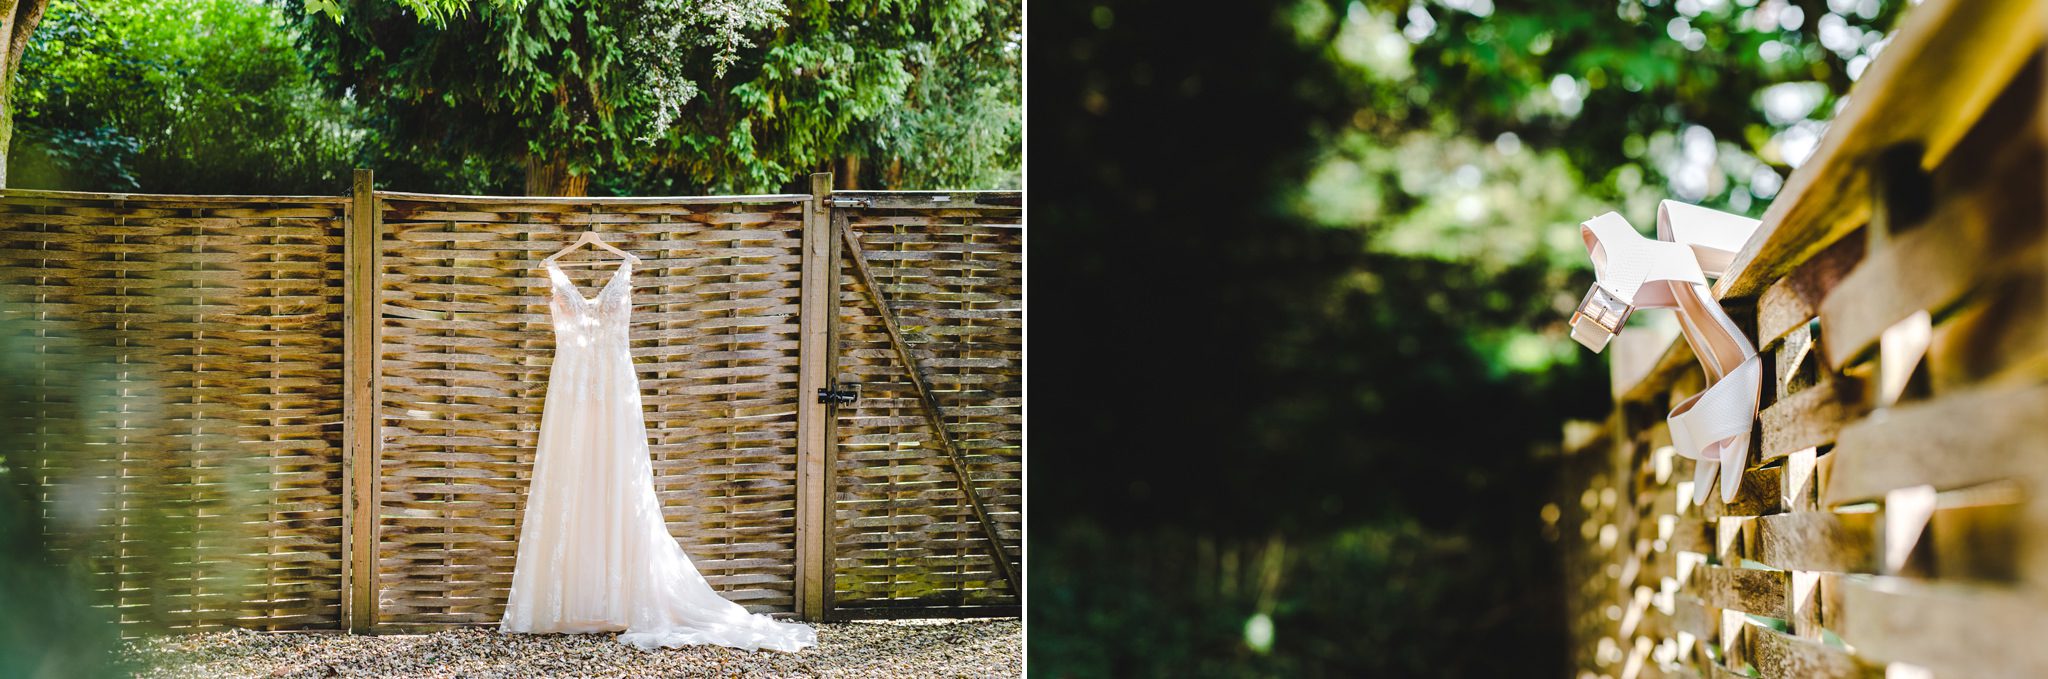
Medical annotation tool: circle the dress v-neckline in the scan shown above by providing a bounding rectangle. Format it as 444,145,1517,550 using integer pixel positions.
547,259,629,306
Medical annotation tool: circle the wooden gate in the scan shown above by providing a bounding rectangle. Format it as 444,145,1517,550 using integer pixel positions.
806,189,1024,619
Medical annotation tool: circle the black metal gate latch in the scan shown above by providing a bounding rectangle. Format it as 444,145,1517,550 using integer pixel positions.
817,384,859,405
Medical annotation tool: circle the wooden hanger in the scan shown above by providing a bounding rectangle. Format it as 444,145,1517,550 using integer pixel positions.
544,230,640,266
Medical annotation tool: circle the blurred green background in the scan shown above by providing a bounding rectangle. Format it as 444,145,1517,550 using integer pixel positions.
1032,0,1901,675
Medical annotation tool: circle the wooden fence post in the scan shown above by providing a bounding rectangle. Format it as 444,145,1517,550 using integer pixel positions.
795,173,838,621
342,169,381,633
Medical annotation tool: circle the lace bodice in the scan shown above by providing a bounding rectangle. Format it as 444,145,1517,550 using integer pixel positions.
545,260,633,348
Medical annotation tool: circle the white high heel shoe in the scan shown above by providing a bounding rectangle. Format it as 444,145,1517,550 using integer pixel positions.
1571,210,1763,505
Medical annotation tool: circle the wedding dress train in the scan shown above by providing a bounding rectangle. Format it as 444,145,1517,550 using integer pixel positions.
500,257,817,652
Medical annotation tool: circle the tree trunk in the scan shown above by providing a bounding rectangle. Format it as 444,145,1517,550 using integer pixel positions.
0,76,12,190
524,150,589,197
839,155,861,190
0,0,48,190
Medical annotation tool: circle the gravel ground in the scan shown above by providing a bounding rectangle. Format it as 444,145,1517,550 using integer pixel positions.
121,619,1020,678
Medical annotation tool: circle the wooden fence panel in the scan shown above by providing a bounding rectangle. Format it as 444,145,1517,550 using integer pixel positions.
829,193,1023,616
370,194,811,628
0,191,350,632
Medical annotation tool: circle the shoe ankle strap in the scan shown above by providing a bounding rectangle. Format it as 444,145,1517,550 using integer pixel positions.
1571,212,1708,353
1582,212,1708,303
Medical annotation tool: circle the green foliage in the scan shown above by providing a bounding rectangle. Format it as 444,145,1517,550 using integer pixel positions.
605,0,1021,193
5,0,1017,195
850,32,1023,188
10,0,364,193
8,123,139,191
631,17,917,192
632,0,1021,192
297,0,733,187
296,0,1019,193
305,0,479,27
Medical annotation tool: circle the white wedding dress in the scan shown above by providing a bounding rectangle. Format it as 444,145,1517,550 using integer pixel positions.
499,258,817,652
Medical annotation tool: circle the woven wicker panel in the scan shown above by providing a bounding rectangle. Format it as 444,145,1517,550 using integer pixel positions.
831,197,1023,612
373,196,808,626
0,191,348,632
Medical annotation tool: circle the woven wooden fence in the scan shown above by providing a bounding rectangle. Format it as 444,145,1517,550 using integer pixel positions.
1557,1,2048,677
0,191,350,631
367,190,813,628
0,174,1023,634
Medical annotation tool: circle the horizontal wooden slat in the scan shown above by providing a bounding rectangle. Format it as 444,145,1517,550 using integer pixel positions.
1825,384,2048,505
0,188,351,204
1833,575,2048,676
1758,231,1866,348
1755,511,1879,574
834,191,1024,210
1746,625,1884,679
1758,377,1864,461
1701,465,1784,519
1689,565,1789,619
1928,268,2048,391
